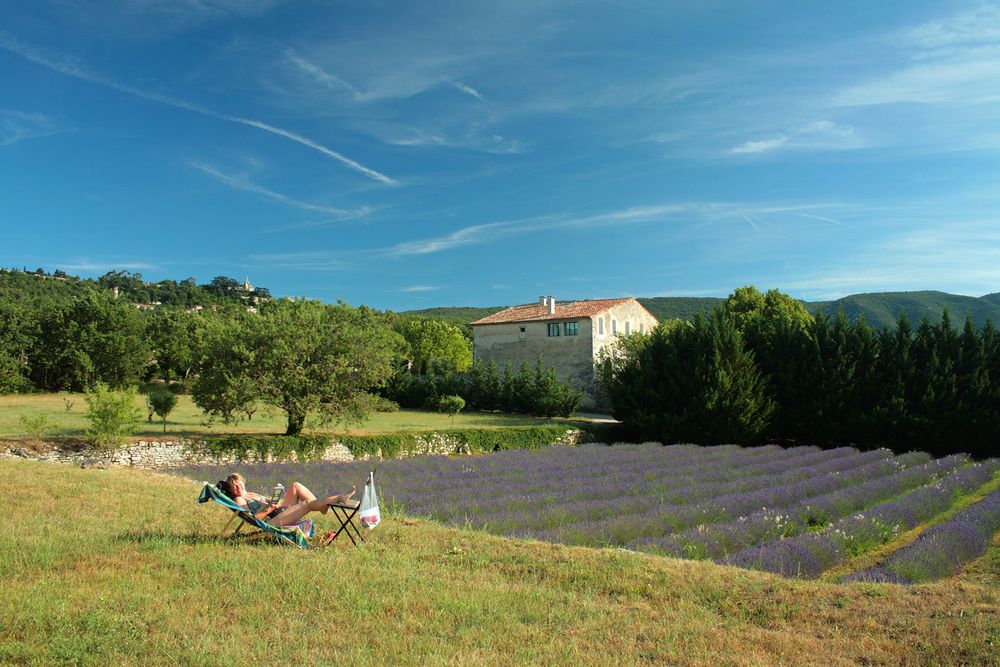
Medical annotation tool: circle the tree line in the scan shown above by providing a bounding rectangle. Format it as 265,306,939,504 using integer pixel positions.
0,267,270,308
600,286,1000,458
0,288,580,434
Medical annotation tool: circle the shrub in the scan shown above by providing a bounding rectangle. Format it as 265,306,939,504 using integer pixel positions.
196,435,332,462
438,395,465,424
148,388,178,433
85,382,142,449
194,426,580,462
371,395,400,413
18,413,53,438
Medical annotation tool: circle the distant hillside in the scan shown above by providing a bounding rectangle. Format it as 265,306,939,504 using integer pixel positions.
806,291,1000,330
981,292,1000,307
397,306,505,323
636,297,725,322
0,268,269,309
403,290,1000,331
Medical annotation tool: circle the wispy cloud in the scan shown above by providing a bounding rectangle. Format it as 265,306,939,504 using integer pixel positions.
399,285,441,293
780,221,1000,300
245,251,352,271
382,202,839,257
0,32,396,184
0,109,60,146
43,0,288,39
731,137,788,155
50,258,160,273
834,8,1000,107
189,161,371,220
449,80,486,102
730,121,862,155
284,49,361,98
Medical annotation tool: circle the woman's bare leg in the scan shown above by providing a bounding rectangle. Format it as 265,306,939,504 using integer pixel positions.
269,487,356,527
281,482,316,506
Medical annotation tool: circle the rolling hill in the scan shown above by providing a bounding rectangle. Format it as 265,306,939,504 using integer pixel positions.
404,291,1000,331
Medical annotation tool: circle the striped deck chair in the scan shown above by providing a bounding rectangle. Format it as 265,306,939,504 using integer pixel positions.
197,483,313,549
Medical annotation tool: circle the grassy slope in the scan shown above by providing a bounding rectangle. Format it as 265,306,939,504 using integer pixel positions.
3,459,997,666
0,394,567,439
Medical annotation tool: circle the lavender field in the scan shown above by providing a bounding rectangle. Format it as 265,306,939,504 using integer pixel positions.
177,443,1000,582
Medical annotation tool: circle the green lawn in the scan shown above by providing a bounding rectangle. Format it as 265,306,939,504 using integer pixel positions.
0,393,577,439
2,459,997,665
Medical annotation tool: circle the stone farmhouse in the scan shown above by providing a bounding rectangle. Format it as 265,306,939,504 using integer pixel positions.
471,296,658,409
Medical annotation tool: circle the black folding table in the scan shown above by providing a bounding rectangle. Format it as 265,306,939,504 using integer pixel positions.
323,499,365,547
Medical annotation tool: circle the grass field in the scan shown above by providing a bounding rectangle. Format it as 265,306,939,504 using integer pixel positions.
3,458,999,665
0,393,569,440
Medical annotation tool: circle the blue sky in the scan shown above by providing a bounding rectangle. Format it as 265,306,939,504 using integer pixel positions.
2,1,999,310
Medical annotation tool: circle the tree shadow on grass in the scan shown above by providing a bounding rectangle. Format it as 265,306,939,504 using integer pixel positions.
112,530,225,548
113,529,296,550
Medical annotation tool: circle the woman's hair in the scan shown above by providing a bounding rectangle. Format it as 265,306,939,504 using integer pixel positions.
217,473,245,498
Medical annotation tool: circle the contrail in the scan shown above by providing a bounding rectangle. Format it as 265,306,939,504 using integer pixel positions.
0,32,396,185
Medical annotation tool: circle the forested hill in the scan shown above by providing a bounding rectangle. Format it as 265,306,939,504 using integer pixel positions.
804,291,1000,330
404,290,1000,330
0,268,269,308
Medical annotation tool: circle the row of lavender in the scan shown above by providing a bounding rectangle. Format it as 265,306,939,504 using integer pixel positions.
176,443,1000,582
841,484,1000,584
720,459,1000,577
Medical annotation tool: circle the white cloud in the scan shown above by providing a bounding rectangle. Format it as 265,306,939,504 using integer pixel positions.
46,0,288,39
731,136,788,154
189,161,371,220
730,121,862,155
780,222,1000,300
382,202,840,257
449,80,486,102
834,56,1000,106
284,50,361,98
0,32,396,184
835,8,1000,107
0,109,59,145
399,285,441,293
902,6,1000,51
245,251,351,271
52,259,160,272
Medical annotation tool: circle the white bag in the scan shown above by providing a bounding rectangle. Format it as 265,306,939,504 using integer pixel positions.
358,471,381,529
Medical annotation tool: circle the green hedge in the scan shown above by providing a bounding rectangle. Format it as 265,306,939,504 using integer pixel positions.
194,434,332,462
193,426,583,462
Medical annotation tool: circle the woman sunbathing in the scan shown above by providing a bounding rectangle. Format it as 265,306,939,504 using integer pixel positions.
218,473,355,528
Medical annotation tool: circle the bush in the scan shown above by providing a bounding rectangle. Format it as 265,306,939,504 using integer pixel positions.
148,388,178,432
193,426,581,462
438,395,465,422
19,413,53,438
196,435,332,462
371,395,400,413
85,383,142,449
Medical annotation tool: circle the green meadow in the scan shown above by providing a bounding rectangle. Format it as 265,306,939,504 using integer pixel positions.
0,393,569,440
3,458,998,666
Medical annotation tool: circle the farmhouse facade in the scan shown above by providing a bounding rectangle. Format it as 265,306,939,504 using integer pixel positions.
471,296,658,409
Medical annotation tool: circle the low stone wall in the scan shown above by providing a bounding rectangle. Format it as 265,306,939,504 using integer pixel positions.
1,429,583,469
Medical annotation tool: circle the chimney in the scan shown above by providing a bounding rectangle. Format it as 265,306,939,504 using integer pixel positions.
548,296,556,315
539,295,548,306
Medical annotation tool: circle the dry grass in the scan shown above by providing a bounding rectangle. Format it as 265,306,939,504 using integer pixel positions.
0,393,570,440
2,458,998,666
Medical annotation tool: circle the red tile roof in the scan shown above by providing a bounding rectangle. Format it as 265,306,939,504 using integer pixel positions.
472,298,647,325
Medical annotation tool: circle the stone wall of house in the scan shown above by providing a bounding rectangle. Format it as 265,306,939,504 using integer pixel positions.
472,299,659,409
1,429,583,469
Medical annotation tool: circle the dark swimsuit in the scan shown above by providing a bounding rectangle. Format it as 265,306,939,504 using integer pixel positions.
245,497,286,519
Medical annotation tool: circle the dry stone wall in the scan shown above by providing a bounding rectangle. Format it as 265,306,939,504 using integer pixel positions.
2,429,583,469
